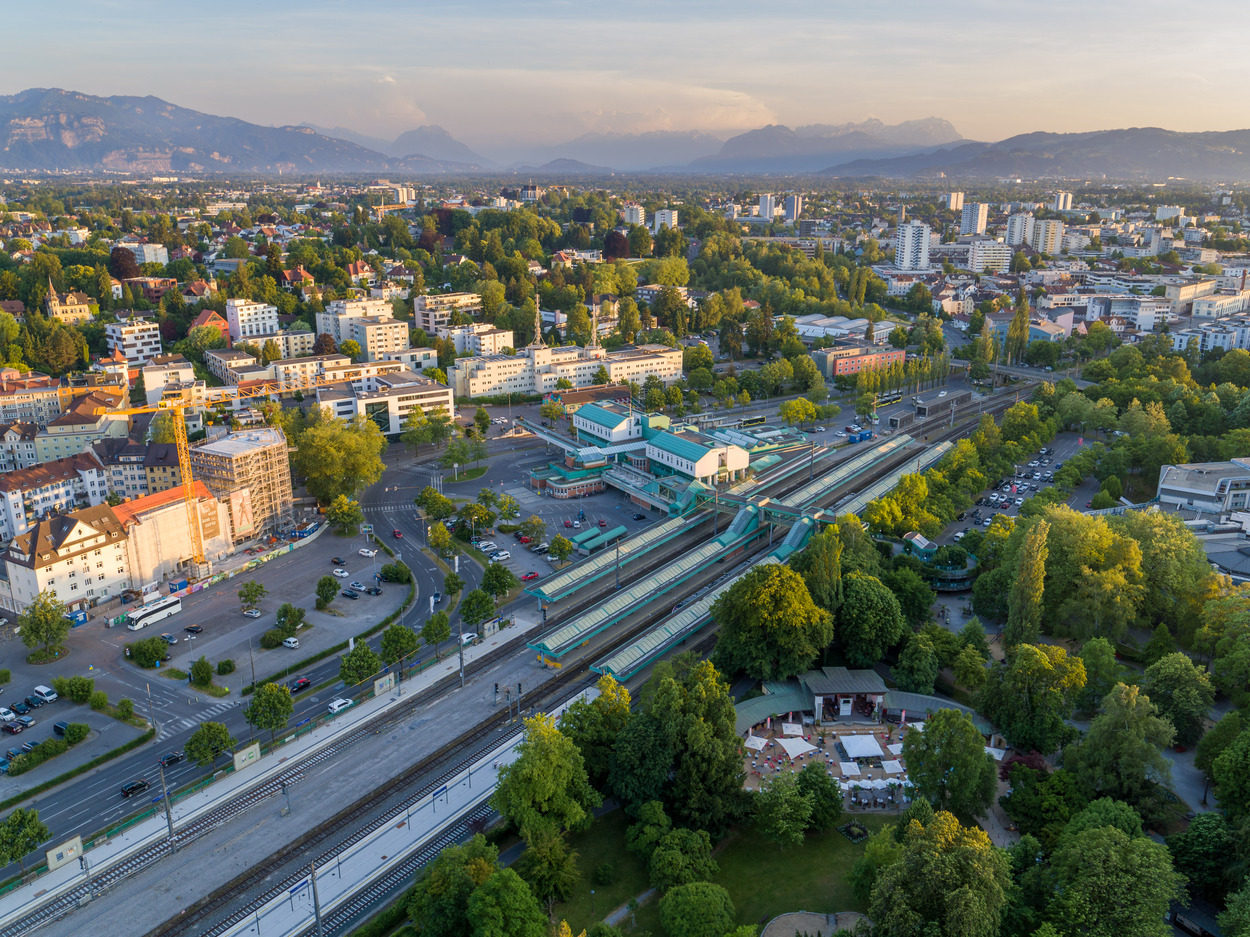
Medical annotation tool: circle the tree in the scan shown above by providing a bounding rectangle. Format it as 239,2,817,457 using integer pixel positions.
273,603,305,638
1214,730,1250,823
953,644,989,690
492,713,602,837
753,770,813,850
407,834,501,936
337,339,364,361
548,535,574,564
380,624,418,665
422,611,451,660
796,761,843,832
459,589,495,632
516,822,581,907
1221,881,1250,937
325,494,365,535
17,590,69,658
340,641,382,686
481,562,519,600
903,708,997,819
190,655,213,688
711,564,833,681
185,721,237,766
609,713,673,815
291,414,387,504
1076,637,1123,714
1196,710,1241,778
649,826,718,891
837,572,907,668
1065,683,1174,805
1006,519,1049,645
792,527,843,611
1049,825,1184,937
1140,652,1214,746
0,808,50,875
1141,622,1175,665
237,580,267,611
869,811,1010,937
777,397,817,427
559,674,631,791
1167,812,1235,903
658,882,735,937
244,683,294,742
443,572,465,598
315,575,337,610
892,633,940,694
977,643,1086,754
428,522,455,557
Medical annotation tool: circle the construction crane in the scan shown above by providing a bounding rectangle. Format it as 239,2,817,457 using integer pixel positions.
114,372,369,575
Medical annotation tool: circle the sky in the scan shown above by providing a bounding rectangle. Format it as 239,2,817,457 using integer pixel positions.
4,0,1246,157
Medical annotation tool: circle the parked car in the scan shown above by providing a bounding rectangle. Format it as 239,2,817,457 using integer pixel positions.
243,609,262,619
518,535,532,544
52,721,69,736
563,520,573,528
328,698,353,715
341,590,360,600
632,513,646,520
184,625,203,634
349,581,366,590
290,677,311,693
2,723,22,735
283,637,300,649
160,633,177,645
598,519,607,527
478,541,498,553
332,569,349,578
358,549,376,557
572,520,581,529
121,779,150,798
365,586,382,596
490,550,511,561
159,751,184,767
460,632,479,646
9,701,30,716
22,696,42,710
1014,497,1025,506
16,716,35,729
521,572,539,581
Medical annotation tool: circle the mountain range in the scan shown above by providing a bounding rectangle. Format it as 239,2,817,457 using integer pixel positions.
4,89,1250,180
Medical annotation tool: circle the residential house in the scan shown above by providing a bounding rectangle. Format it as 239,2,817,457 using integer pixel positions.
0,506,129,614
45,284,93,325
0,452,110,541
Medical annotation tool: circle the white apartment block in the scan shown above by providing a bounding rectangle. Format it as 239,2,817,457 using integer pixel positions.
316,298,394,344
1052,192,1073,211
1156,205,1186,222
451,343,681,399
141,355,197,406
270,354,351,388
0,506,130,615
348,316,409,362
893,221,932,271
0,422,38,473
105,319,163,365
128,243,169,265
960,203,989,236
945,192,965,211
412,292,483,333
380,347,441,372
315,371,455,436
1192,291,1250,319
759,194,777,219
0,452,109,541
225,298,279,342
1166,279,1221,315
623,204,646,227
438,324,515,356
653,209,679,232
1005,213,1034,247
204,349,259,383
1029,219,1065,256
967,238,1012,273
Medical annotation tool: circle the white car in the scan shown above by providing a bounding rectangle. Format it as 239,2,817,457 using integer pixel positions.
358,549,377,558
0,708,14,722
332,568,349,578
478,541,498,553
1014,497,1025,506
938,390,948,397
490,550,511,561
243,609,262,619
283,636,300,649
460,632,479,646
328,698,353,715
1028,460,1040,467
835,432,848,438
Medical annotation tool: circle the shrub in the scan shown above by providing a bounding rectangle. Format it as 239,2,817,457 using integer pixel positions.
217,659,236,676
52,675,95,703
5,738,70,776
89,690,109,711
116,699,135,720
259,629,285,649
64,723,89,744
127,637,169,669
190,655,213,687
0,669,10,685
380,562,413,584
594,862,615,886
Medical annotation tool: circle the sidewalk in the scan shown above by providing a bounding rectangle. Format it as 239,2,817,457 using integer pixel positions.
0,610,548,930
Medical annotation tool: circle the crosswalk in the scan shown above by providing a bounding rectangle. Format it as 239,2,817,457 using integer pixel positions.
156,699,240,742
364,503,417,513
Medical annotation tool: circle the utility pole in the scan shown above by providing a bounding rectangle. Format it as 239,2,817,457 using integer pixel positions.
157,761,177,853
457,619,465,688
247,640,257,742
615,535,621,590
311,860,325,937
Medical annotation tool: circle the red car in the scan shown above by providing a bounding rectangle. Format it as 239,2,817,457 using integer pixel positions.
519,535,532,544
521,572,539,581
598,519,607,527
563,520,573,528
393,529,403,539
289,677,311,693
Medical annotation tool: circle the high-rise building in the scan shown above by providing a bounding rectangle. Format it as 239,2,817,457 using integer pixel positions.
1029,219,1065,255
189,428,293,542
1005,213,1035,247
1052,192,1073,211
224,298,278,343
894,221,932,271
653,208,678,231
759,194,777,219
784,195,803,224
945,192,965,212
960,203,989,236
623,204,646,227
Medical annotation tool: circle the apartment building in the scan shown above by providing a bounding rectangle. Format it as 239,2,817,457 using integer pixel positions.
0,452,110,541
379,347,441,372
893,221,932,271
270,354,351,387
811,343,907,379
967,237,1013,274
143,443,183,494
1166,279,1221,315
1053,192,1073,211
225,298,279,342
348,316,409,361
204,349,259,383
1005,213,1034,247
88,438,150,500
114,480,233,585
412,293,482,333
1029,219,1065,256
438,323,515,356
316,370,456,435
945,192,965,211
0,506,129,614
451,343,681,398
623,204,646,226
0,422,38,473
105,318,163,365
141,355,196,406
189,428,293,542
784,196,803,224
653,209,679,231
759,194,777,219
34,392,129,462
127,243,170,265
315,298,393,344
960,203,989,236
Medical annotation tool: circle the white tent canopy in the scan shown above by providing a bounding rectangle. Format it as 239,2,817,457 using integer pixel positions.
744,735,768,752
777,736,817,759
887,743,904,756
841,734,885,759
839,761,861,776
882,759,905,774
781,722,803,736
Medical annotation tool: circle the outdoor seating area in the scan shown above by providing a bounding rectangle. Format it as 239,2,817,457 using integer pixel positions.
742,720,923,810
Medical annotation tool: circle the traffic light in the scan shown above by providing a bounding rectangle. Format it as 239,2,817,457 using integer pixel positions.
494,682,499,694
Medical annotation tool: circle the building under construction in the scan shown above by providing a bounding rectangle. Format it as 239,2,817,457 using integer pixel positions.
188,427,293,542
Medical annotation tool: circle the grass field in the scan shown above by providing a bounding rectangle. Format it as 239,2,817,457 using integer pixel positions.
555,809,891,936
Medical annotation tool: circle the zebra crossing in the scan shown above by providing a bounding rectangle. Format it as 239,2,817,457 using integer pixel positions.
156,699,239,742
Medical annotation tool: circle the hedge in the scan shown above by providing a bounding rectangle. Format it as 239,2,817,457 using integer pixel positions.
0,728,156,812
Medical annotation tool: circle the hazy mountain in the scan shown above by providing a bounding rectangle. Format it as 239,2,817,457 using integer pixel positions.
514,158,614,175
0,89,476,172
690,118,965,172
305,122,492,167
510,130,724,171
822,127,1250,180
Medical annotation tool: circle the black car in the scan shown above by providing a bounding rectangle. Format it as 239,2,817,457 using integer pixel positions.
632,513,646,520
332,556,346,565
5,748,22,760
341,589,359,600
184,625,203,634
290,677,311,693
365,586,382,596
158,751,183,768
23,696,43,709
19,741,36,753
9,701,30,715
956,512,966,521
975,497,985,506
120,779,150,798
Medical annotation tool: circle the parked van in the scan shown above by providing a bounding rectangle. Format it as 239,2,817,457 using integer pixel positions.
33,685,58,704
283,637,300,649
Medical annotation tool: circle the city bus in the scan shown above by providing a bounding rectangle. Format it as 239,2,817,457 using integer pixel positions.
739,416,766,427
125,596,183,631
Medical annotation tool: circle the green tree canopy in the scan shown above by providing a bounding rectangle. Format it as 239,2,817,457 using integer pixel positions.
903,708,997,819
243,682,294,742
185,721,237,767
491,713,602,838
977,643,1086,754
657,882,735,937
559,674,631,791
711,564,833,681
1064,683,1174,805
1140,651,1215,746
837,571,907,667
17,590,69,658
339,641,381,686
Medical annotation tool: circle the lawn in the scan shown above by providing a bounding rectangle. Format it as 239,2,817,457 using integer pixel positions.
556,809,891,936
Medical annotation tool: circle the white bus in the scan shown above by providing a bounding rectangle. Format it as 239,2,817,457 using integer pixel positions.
126,596,183,631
